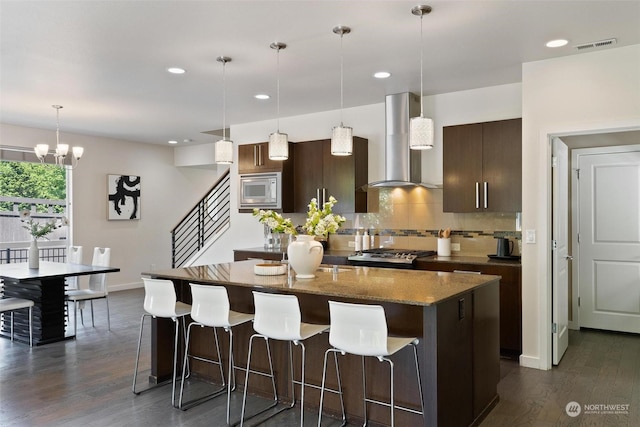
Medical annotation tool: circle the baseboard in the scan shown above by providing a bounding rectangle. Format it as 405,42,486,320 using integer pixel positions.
519,354,546,370
109,281,143,292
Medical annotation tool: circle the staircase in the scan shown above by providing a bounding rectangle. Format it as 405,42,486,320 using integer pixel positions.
171,170,231,267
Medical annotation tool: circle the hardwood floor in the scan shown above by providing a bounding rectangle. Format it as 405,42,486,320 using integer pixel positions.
1,288,639,426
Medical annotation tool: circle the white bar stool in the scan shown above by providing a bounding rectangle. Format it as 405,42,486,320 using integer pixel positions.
132,278,191,407
318,301,424,427
0,297,34,347
240,291,342,427
178,284,254,424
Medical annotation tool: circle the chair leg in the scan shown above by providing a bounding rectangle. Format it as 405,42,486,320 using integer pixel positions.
171,317,180,407
90,300,95,327
297,342,306,426
178,322,195,409
74,301,78,336
132,313,148,394
28,306,33,347
385,357,395,427
288,341,296,409
412,343,425,415
362,356,368,426
226,328,234,425
105,296,111,331
240,335,277,427
80,305,84,326
318,348,346,427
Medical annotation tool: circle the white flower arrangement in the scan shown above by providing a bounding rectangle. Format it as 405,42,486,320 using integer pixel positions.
252,209,297,235
20,210,68,240
302,196,346,238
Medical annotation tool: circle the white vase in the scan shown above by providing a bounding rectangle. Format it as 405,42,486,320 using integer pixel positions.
29,239,40,269
287,235,323,279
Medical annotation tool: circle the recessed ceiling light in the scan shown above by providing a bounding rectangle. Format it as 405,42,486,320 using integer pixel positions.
168,140,178,144
255,94,270,100
167,67,186,74
374,71,391,79
546,39,568,48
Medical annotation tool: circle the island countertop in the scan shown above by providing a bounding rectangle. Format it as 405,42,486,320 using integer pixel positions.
144,259,499,307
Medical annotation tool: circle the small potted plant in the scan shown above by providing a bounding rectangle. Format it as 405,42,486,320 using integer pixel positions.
20,210,68,269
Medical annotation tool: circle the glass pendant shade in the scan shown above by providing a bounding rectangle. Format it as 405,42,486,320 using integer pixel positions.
72,146,84,159
268,132,289,160
56,143,69,157
331,125,353,156
34,144,49,159
215,138,233,164
409,116,434,150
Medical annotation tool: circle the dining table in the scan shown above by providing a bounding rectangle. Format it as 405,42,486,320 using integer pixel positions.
0,261,120,345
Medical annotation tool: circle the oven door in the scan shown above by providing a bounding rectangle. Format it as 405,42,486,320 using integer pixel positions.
239,172,281,209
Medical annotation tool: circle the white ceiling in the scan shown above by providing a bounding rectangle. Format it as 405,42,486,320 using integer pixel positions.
1,1,639,146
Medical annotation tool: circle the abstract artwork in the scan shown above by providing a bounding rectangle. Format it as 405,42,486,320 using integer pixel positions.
107,174,141,220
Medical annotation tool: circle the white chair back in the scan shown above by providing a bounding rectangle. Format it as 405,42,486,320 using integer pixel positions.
142,278,179,318
89,247,110,293
189,284,231,327
252,291,302,341
66,246,83,289
328,301,389,356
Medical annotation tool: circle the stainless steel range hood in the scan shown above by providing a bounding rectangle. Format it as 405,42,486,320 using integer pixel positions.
366,92,437,188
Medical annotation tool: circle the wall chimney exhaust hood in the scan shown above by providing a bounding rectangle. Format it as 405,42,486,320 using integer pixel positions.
366,92,438,189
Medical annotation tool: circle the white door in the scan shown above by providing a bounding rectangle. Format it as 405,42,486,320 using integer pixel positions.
578,150,640,333
552,138,570,364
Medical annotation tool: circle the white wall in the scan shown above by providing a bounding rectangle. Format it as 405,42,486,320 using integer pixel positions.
521,44,640,369
198,84,522,264
0,123,222,290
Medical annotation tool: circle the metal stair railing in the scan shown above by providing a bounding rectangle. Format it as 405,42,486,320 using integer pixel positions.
171,169,231,268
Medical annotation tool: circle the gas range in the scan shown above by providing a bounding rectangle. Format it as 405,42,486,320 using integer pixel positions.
347,248,437,268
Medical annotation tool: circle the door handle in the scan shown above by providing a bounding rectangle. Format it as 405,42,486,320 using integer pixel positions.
483,181,488,209
475,182,480,209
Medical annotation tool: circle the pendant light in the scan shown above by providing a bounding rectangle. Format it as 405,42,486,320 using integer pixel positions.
331,26,353,156
409,5,434,150
215,56,233,164
34,105,84,168
268,42,288,160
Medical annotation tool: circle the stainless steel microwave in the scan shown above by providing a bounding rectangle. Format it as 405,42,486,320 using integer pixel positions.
239,172,281,209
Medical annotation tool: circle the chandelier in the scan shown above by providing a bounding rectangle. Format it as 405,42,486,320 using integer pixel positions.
34,105,84,167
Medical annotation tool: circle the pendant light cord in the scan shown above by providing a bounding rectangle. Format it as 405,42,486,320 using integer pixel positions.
340,32,344,126
419,13,424,118
276,46,281,133
56,107,60,149
222,60,227,140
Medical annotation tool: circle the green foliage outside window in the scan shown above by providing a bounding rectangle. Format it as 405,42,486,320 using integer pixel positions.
0,161,67,213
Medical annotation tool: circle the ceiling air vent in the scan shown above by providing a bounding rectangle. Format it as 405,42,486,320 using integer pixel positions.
574,38,617,51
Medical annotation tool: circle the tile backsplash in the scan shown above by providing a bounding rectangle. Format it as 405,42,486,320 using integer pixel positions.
305,187,521,256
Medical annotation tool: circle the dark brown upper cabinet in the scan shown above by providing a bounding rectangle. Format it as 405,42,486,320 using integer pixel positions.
291,137,368,214
443,118,522,212
238,142,289,173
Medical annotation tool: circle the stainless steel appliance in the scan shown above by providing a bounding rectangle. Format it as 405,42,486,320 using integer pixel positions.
348,248,436,269
239,172,281,209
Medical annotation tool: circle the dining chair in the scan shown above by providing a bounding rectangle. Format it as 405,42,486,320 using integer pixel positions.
66,247,111,335
0,297,34,347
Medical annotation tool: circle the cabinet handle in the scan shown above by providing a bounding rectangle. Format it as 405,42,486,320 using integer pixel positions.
475,182,480,209
322,188,326,206
317,188,320,204
453,270,482,274
253,146,258,166
258,145,263,166
483,181,488,209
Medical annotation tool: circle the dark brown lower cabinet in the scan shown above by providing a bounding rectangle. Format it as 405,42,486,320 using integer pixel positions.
416,260,522,359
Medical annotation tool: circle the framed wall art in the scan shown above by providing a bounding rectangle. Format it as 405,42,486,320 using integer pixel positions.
107,174,141,220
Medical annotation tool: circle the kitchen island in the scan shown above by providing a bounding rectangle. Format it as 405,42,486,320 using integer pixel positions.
144,260,500,426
